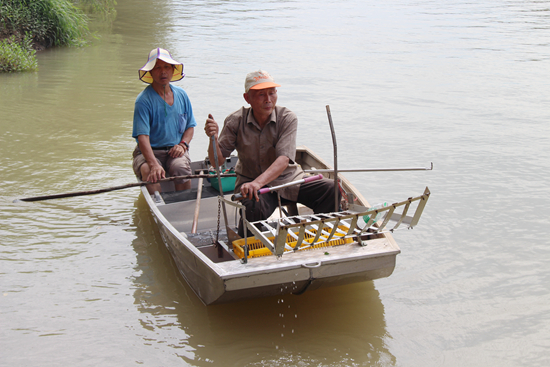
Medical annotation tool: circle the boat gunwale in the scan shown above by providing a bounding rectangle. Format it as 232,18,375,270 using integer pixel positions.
143,185,400,275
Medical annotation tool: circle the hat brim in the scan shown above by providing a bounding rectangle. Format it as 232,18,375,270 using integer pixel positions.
139,65,184,84
249,82,281,91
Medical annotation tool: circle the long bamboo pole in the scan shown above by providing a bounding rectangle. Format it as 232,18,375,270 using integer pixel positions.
14,173,236,202
191,171,204,234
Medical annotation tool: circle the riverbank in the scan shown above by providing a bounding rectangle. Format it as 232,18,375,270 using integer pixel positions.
0,0,115,72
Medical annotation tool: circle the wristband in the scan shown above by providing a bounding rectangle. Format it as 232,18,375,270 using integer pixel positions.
179,141,189,150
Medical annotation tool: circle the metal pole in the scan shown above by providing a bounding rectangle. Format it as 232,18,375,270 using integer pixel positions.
304,163,434,173
326,105,339,212
231,174,324,201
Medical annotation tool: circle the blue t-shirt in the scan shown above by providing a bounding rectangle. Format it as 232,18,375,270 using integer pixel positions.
132,85,197,148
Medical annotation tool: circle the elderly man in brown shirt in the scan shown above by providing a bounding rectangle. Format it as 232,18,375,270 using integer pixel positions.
204,70,339,236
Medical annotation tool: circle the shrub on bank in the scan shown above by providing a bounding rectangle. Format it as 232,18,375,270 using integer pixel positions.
1,0,89,48
0,0,116,73
0,34,38,72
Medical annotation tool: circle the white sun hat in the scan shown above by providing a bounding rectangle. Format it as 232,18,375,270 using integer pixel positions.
139,48,184,84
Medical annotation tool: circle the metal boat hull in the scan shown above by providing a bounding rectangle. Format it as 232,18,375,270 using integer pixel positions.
142,146,401,305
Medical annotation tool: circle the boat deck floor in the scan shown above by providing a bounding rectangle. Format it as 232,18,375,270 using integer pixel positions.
159,187,241,263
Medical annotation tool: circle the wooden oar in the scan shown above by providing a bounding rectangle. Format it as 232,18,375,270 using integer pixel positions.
13,173,237,203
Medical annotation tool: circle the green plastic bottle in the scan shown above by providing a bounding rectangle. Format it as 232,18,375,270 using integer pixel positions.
363,202,388,225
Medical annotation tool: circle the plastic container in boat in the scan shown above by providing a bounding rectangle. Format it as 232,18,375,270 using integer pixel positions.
363,202,388,225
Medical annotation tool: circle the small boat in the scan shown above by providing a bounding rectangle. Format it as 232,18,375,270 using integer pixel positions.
142,146,430,305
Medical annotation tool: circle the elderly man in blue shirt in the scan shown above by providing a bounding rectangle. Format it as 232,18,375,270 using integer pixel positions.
132,48,197,194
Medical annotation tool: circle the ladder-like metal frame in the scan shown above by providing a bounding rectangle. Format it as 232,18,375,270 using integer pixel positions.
244,187,431,256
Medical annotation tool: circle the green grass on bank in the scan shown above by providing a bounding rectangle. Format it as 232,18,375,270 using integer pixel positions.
0,34,37,72
0,0,116,72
